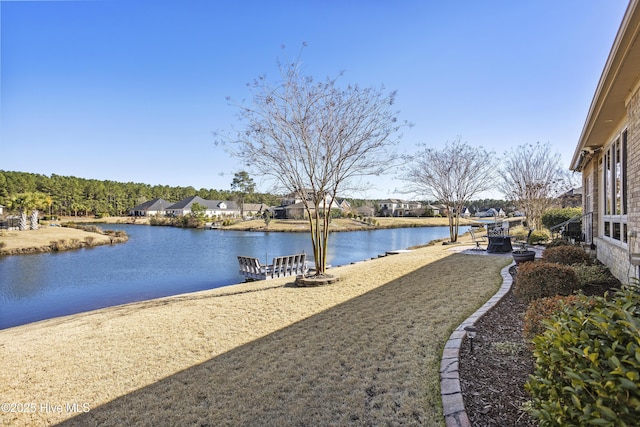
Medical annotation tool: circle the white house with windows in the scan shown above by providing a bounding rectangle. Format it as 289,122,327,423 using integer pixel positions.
165,196,240,218
570,0,640,283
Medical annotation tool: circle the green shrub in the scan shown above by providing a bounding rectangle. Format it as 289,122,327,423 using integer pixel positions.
541,207,582,230
510,228,528,241
526,287,640,426
573,263,615,287
529,230,549,245
511,227,548,244
514,261,580,303
542,245,590,265
522,295,584,343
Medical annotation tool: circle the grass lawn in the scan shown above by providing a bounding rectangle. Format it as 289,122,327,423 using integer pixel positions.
0,244,510,426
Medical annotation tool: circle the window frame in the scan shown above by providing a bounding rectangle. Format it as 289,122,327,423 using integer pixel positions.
601,128,628,245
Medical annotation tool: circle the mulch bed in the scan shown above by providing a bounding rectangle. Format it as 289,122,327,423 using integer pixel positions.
458,264,620,426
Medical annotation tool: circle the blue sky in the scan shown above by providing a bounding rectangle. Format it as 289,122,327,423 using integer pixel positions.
0,0,630,199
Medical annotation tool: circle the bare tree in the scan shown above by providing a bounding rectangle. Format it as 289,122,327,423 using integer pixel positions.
402,140,497,242
222,47,405,276
498,142,568,231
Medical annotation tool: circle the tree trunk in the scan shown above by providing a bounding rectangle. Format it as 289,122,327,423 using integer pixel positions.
448,213,455,242
30,209,39,230
19,210,28,231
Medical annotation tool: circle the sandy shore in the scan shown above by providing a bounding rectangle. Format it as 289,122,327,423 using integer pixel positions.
0,241,510,426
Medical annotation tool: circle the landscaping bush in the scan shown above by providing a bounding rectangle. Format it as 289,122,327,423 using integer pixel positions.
510,227,548,245
541,207,582,230
573,263,614,287
528,229,549,245
545,238,570,248
542,245,590,265
522,295,584,343
514,261,580,303
509,228,528,241
526,287,640,426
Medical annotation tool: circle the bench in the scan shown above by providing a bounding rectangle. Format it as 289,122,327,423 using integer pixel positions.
238,254,308,281
469,228,487,250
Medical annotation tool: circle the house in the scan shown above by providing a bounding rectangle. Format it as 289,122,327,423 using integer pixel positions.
129,198,172,217
476,208,500,218
242,203,269,218
0,204,4,216
378,199,423,217
336,199,352,215
165,196,240,218
461,207,471,218
557,187,583,208
274,191,344,219
354,205,376,217
570,0,640,282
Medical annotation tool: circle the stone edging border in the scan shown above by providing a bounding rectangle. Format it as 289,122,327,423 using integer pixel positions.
440,261,515,427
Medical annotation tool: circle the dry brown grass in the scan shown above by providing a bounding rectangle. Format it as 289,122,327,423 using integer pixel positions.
0,244,509,426
0,227,115,255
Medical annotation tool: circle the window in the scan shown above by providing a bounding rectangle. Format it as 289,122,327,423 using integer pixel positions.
585,174,593,212
602,129,628,243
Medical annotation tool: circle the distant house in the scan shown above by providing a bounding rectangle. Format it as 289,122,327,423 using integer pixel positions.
378,199,423,217
130,198,172,217
165,196,240,217
434,204,449,216
242,203,269,218
557,187,583,208
336,199,352,214
0,205,4,216
354,205,376,217
476,208,500,218
424,204,442,216
274,191,344,219
461,207,471,218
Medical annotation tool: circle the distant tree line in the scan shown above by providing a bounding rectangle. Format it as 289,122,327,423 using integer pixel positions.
0,170,280,217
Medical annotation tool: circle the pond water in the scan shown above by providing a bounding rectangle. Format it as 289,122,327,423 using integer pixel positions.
0,224,469,329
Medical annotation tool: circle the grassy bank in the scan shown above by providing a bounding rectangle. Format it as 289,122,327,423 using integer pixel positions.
0,225,128,256
0,243,510,426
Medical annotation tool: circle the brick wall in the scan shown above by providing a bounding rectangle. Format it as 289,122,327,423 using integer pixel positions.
586,85,640,284
594,237,637,284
